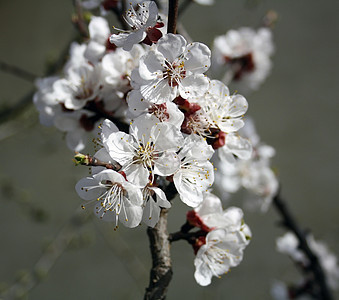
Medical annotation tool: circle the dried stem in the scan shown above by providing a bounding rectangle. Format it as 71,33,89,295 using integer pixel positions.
273,190,333,300
167,0,179,34
144,208,172,300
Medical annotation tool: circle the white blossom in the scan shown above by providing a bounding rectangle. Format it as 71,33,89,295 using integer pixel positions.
84,16,112,62
212,27,274,93
173,135,214,207
103,120,183,187
110,1,161,51
194,226,251,286
276,232,339,290
75,169,144,228
132,33,211,103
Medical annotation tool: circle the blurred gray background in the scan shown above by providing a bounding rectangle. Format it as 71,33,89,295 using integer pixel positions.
0,0,339,299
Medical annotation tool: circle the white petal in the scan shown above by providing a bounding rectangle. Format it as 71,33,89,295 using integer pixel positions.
184,42,211,74
228,94,248,117
179,74,209,99
101,119,119,143
89,16,110,44
156,34,187,62
154,151,180,176
139,51,164,81
125,163,150,187
75,177,103,200
225,133,252,160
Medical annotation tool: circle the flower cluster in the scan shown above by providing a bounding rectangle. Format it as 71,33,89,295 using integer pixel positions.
212,27,274,94
186,192,251,286
276,232,339,291
215,118,278,211
34,0,261,288
34,16,144,151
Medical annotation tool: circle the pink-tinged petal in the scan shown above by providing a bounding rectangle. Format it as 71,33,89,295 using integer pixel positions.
156,34,187,62
184,42,211,74
179,74,209,99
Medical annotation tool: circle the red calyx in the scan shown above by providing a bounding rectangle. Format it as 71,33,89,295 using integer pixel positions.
186,210,212,233
212,131,226,149
106,38,117,52
142,22,164,46
118,171,127,180
193,236,207,255
102,0,118,10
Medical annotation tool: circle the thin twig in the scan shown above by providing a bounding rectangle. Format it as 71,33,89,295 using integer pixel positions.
74,153,122,171
169,229,206,243
0,208,91,299
0,60,38,82
0,34,77,126
72,0,89,38
94,223,147,294
273,190,333,300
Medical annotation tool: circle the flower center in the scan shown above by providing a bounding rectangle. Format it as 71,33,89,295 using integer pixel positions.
134,142,156,169
148,103,170,121
164,60,186,87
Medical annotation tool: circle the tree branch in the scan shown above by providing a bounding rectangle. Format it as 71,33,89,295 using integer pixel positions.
167,0,179,34
273,190,333,300
144,208,172,300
